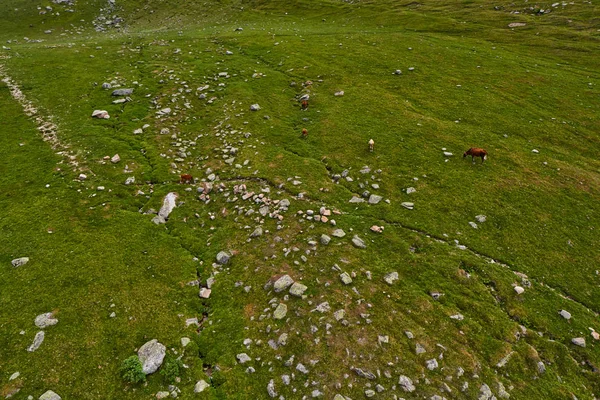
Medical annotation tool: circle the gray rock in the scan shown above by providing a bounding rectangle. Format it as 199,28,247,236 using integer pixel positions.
156,391,170,399
112,88,133,96
497,381,510,399
314,302,330,313
273,303,287,319
332,229,346,238
250,104,261,111
35,312,58,328
236,353,251,363
559,310,571,320
333,310,345,321
416,343,426,354
333,395,345,400
180,337,190,347
383,271,398,285
12,257,30,267
137,339,166,374
158,192,178,220
320,234,331,245
267,379,277,398
537,361,546,374
125,176,135,185
340,272,353,285
278,199,290,209
478,384,493,400
401,202,414,210
475,215,487,223
194,380,210,393
27,331,45,352
368,194,383,204
101,82,111,89
353,367,376,379
365,390,375,397
398,375,416,392
406,187,416,194
352,235,366,249
274,275,294,292
9,372,20,381
250,226,263,237
216,251,231,264
111,154,120,163
39,391,61,400
289,282,307,297
92,110,110,119
572,337,585,347
349,196,365,203
278,333,288,346
426,358,439,370
296,363,309,374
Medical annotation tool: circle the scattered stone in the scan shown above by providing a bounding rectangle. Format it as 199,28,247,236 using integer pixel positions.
368,194,383,204
340,272,353,285
320,234,331,245
194,380,210,393
112,88,133,96
274,275,294,292
332,229,346,238
496,351,515,368
273,303,288,320
370,225,383,233
216,251,231,264
572,337,586,347
181,337,190,347
559,310,571,320
469,221,478,229
199,288,211,298
394,69,402,75
125,176,135,185
250,104,261,111
111,154,121,164
237,353,251,363
349,196,365,203
250,226,263,237
365,389,375,397
296,363,309,374
267,379,277,398
334,90,344,96
156,391,170,399
352,367,376,380
415,343,426,354
398,375,416,392
138,339,166,374
478,384,493,400
39,391,61,400
278,333,288,346
352,235,366,249
91,110,110,119
508,22,527,28
406,187,416,194
289,282,308,297
443,152,453,157
35,312,58,328
11,257,29,267
401,202,414,210
426,358,439,370
9,372,20,381
514,286,525,295
475,215,487,223
314,302,330,313
334,310,345,321
27,331,45,352
537,361,546,374
381,272,399,285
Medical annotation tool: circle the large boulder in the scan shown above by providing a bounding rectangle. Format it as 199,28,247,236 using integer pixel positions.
216,251,231,265
35,312,58,328
39,390,61,400
137,339,166,374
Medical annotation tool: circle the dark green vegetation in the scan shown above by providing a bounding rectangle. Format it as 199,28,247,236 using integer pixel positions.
1,0,599,399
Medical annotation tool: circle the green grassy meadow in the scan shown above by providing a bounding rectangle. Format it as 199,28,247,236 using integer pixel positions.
1,0,599,399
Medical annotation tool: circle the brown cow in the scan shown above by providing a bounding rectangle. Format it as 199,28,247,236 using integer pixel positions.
463,148,488,163
180,174,194,184
301,100,308,110
301,128,308,138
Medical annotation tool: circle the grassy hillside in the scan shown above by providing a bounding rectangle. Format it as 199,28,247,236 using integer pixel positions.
1,1,599,399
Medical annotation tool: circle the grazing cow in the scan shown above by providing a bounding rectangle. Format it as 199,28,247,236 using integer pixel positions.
368,139,374,152
301,100,308,110
180,174,194,184
463,148,488,163
301,128,308,138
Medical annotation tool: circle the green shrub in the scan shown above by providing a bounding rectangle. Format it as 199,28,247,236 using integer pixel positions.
120,356,146,384
160,355,184,383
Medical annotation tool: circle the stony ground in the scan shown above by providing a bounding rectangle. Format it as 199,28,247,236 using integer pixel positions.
1,0,600,399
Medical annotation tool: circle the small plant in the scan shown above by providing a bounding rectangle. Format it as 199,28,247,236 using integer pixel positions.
160,355,183,383
120,356,146,384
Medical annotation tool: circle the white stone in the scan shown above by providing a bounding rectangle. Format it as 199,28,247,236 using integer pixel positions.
137,339,166,374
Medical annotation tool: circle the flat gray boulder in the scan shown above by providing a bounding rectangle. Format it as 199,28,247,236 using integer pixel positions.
289,282,307,297
28,331,45,352
137,339,166,374
112,88,133,96
216,251,231,264
368,194,383,204
274,275,294,292
194,380,210,393
352,235,367,249
12,257,30,267
39,390,61,400
35,312,58,328
273,303,287,320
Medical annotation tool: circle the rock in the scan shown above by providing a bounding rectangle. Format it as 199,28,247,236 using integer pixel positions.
289,282,307,297
475,215,487,223
314,302,330,313
199,288,211,298
469,221,478,229
514,286,525,294
9,372,20,381
349,196,365,203
368,194,383,204
111,154,120,163
267,379,277,398
35,312,58,328
572,337,586,347
250,104,261,111
508,22,527,28
39,391,61,400
497,381,510,399
401,202,414,210
394,69,402,75
101,82,111,89
274,275,294,292
365,389,375,397
383,271,398,285
156,391,170,399
352,235,366,249
333,395,345,400
125,176,135,185
156,192,178,221
11,257,29,267
137,339,166,374
112,88,133,96
278,199,290,209
320,234,331,245
352,367,376,379
443,152,453,157
340,272,353,285
334,310,345,321
334,90,344,96
250,226,263,237
406,187,416,194
27,331,45,352
426,358,439,370
236,353,251,363
194,380,210,393
559,310,571,320
332,229,346,238
370,225,383,233
398,375,416,392
415,343,426,354
273,303,288,319
181,337,190,347
91,110,110,119
478,384,493,400
537,361,546,374
296,363,309,374
216,251,231,265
